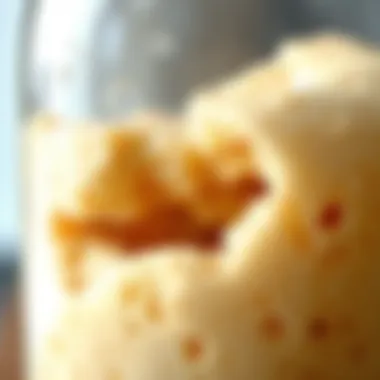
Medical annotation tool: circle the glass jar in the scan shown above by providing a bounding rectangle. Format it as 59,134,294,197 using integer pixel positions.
20,0,297,121
19,1,380,379
20,0,380,123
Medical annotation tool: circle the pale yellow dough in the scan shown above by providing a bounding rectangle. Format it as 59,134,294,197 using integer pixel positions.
27,33,380,379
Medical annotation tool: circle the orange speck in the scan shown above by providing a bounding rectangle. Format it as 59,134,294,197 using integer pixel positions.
308,317,331,341
319,202,343,230
259,315,285,341
182,337,204,362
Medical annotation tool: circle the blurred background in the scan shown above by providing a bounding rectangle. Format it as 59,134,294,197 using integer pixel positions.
0,0,22,316
3,0,380,318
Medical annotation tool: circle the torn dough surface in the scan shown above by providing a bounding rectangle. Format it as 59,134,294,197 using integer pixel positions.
27,34,380,380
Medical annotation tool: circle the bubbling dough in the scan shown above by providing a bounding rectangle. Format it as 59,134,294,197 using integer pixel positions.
27,34,380,380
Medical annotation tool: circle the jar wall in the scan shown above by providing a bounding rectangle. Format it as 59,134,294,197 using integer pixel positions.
19,0,380,121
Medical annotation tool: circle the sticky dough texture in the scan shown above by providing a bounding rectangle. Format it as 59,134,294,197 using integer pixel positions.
28,34,380,379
